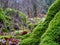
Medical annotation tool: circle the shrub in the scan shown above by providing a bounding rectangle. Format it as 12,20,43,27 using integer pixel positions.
20,0,60,45
40,11,60,45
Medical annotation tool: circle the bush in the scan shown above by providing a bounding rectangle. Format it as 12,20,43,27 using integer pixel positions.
40,11,60,45
20,0,60,45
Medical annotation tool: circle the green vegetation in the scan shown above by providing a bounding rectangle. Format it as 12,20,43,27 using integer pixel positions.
5,8,27,22
0,0,59,45
20,0,60,45
5,8,17,16
0,8,6,23
19,11,27,23
40,11,60,45
15,34,31,40
0,35,12,39
4,8,27,31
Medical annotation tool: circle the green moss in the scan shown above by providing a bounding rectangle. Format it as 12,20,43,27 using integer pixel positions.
0,36,12,39
21,34,31,40
40,11,60,45
20,0,60,45
15,34,30,40
0,8,6,23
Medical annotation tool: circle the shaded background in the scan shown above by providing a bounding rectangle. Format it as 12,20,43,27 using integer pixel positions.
0,0,55,18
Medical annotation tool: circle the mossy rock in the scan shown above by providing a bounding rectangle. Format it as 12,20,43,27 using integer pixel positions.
20,0,60,45
40,11,60,45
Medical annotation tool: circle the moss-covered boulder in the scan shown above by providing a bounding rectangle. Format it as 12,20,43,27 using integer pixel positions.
40,11,60,45
20,0,60,45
